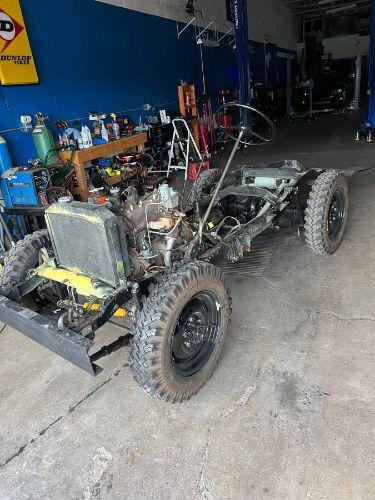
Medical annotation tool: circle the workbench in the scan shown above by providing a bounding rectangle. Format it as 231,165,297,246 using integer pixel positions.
58,133,147,201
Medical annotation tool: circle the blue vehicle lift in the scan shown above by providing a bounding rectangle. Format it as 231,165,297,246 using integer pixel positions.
233,0,252,105
367,0,375,128
357,0,375,140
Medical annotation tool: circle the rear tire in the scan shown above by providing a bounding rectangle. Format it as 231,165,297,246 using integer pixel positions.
304,171,349,255
130,261,231,402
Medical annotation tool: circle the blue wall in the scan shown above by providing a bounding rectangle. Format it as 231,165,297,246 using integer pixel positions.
0,0,295,165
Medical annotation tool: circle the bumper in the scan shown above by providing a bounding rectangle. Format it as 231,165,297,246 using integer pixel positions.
0,296,100,375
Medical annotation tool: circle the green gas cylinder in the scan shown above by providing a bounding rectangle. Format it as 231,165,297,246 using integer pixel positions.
32,113,58,166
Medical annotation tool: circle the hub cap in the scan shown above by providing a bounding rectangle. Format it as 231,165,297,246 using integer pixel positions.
327,189,345,239
171,291,221,377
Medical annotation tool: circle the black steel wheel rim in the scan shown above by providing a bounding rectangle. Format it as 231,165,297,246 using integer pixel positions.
327,188,345,239
171,291,221,377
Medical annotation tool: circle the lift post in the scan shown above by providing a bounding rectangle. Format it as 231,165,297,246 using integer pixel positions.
367,0,375,127
233,0,252,105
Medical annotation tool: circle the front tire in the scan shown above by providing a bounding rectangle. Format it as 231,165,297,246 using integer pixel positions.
130,261,231,402
304,171,349,255
0,230,50,301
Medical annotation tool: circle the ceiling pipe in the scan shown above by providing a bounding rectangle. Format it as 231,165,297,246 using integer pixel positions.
295,0,369,14
287,0,316,4
318,0,338,4
326,3,356,13
291,0,367,6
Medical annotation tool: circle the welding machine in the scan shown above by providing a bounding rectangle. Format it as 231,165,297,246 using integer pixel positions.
1,164,62,208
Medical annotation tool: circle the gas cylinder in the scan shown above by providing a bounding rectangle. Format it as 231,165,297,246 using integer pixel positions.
0,136,12,173
0,136,13,208
32,113,58,166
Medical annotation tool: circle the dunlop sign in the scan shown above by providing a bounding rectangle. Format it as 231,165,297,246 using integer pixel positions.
0,0,38,85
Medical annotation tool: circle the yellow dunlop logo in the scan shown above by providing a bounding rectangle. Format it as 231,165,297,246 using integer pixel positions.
0,1,38,85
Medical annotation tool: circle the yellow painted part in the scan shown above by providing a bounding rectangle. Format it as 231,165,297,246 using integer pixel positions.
83,303,127,318
46,204,102,225
37,265,112,299
114,308,126,318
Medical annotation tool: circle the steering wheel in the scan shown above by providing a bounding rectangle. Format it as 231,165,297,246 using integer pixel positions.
215,102,276,146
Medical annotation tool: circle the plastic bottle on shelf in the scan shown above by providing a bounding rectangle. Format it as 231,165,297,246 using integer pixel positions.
81,125,93,148
77,132,84,149
62,132,69,149
81,126,88,148
101,122,109,142
85,126,93,147
111,113,120,140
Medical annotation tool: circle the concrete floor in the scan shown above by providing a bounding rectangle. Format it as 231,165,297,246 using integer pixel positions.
0,110,375,499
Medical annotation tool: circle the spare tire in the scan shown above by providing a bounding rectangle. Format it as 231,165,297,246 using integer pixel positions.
187,168,223,209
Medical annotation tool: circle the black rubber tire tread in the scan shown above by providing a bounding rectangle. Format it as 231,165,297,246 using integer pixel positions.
0,230,50,301
187,168,223,207
130,260,231,403
304,171,349,255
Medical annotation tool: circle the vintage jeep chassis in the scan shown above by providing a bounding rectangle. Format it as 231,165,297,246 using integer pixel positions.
0,160,351,375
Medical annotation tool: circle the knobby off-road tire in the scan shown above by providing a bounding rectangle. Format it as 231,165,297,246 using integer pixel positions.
130,261,231,402
304,171,349,255
0,230,50,301
187,168,222,208
187,168,240,209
